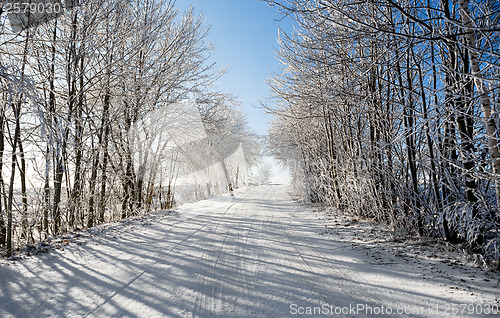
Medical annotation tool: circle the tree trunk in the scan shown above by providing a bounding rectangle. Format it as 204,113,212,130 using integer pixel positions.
18,136,29,243
458,0,500,210
98,86,111,223
6,102,21,256
0,109,5,246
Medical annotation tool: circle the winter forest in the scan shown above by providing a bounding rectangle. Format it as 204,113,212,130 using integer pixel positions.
0,0,260,257
266,0,500,267
1,0,500,316
0,0,499,274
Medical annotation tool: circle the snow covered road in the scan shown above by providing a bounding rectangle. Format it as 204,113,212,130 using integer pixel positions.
1,185,498,317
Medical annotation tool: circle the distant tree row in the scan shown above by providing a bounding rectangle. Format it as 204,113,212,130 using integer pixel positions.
266,0,500,265
0,0,258,256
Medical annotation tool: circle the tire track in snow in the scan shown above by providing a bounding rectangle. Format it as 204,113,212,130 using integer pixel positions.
192,189,262,317
3,185,498,318
87,190,255,317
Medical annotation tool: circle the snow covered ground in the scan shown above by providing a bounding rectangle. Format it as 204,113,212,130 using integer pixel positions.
0,185,498,317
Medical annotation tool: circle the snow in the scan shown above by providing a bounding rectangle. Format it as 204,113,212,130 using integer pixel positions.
1,185,499,317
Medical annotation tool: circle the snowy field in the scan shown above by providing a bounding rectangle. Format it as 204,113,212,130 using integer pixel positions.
0,185,498,317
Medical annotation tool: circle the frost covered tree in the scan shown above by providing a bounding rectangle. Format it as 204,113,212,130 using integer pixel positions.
265,0,500,264
0,0,259,256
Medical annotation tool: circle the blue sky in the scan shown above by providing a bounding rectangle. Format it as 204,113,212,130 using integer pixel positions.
177,0,292,136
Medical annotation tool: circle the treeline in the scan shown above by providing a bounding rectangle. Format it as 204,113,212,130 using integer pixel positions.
0,0,258,256
266,0,500,264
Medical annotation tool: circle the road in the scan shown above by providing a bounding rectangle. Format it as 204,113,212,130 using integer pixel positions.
0,185,498,317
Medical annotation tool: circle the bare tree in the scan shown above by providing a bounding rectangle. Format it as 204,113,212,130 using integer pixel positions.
265,0,500,264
